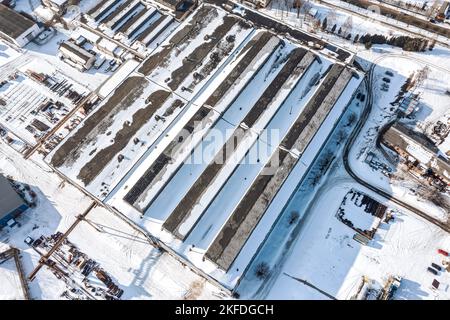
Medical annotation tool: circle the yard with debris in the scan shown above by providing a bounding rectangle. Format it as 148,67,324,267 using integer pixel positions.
0,143,226,300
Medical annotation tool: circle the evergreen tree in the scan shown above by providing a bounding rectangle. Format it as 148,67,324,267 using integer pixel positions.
322,17,328,30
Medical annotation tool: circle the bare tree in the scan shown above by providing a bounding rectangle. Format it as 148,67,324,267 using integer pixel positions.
288,211,300,225
303,0,312,14
294,0,303,18
255,262,271,280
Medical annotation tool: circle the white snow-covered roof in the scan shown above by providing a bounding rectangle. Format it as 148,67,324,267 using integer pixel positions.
97,37,118,52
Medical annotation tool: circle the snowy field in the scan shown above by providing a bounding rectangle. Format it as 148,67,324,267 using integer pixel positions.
0,143,226,300
0,258,24,300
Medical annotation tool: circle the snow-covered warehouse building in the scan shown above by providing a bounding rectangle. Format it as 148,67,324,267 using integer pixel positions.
59,40,96,71
0,4,40,47
0,175,28,228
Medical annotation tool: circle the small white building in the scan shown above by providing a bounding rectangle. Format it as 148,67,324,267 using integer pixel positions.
0,4,41,47
96,37,120,58
59,40,96,71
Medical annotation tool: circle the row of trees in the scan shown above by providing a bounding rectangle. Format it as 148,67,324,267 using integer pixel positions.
320,16,433,52
270,0,435,52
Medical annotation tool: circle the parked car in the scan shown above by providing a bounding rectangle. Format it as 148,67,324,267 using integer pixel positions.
427,267,438,275
431,263,442,271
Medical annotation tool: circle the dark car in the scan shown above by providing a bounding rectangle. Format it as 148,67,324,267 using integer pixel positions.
431,263,442,271
427,267,438,275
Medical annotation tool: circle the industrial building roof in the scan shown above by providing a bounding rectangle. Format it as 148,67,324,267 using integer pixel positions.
382,122,450,181
0,4,36,39
0,175,25,220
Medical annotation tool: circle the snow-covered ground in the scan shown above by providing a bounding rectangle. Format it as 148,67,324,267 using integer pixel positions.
349,50,450,222
235,138,450,300
0,28,111,148
0,258,24,300
262,0,404,39
265,179,450,300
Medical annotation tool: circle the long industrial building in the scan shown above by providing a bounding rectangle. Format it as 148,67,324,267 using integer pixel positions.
205,64,353,270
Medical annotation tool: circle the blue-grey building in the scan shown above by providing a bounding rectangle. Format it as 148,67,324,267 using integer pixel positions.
0,175,28,228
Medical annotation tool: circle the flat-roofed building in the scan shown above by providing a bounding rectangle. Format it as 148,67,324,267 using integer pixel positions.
0,4,40,47
59,40,96,71
0,175,28,228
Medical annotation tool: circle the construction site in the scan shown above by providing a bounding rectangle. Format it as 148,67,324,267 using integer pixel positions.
26,231,124,300
47,3,363,289
0,63,95,151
